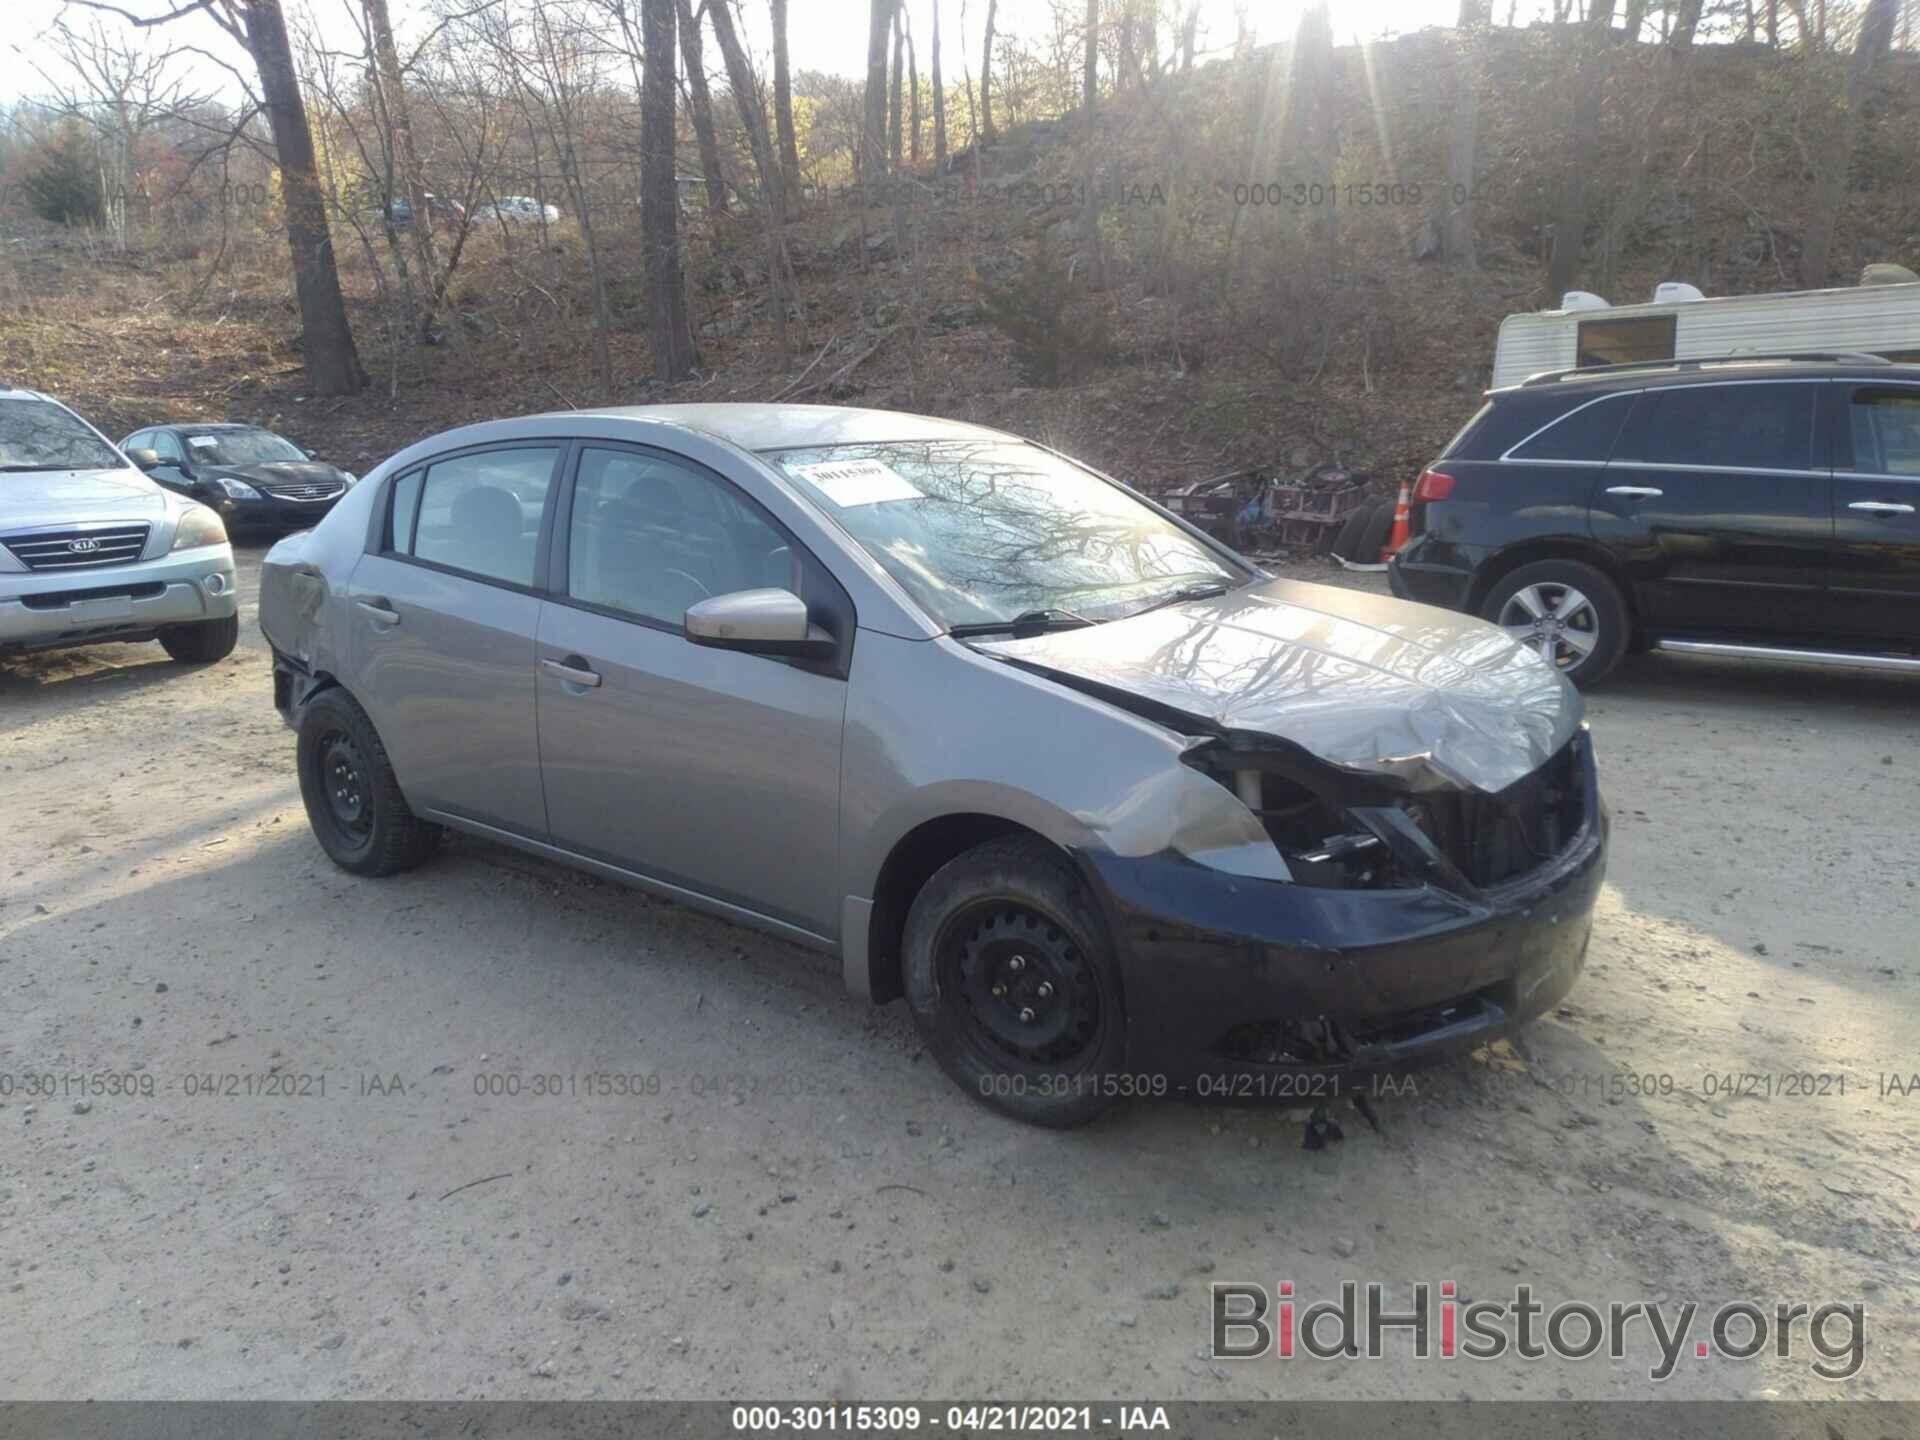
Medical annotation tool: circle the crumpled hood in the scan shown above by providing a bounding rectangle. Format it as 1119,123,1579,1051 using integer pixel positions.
1,467,169,531
975,579,1582,794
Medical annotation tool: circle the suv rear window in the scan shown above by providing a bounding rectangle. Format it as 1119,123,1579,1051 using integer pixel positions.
1635,383,1814,471
1507,393,1632,462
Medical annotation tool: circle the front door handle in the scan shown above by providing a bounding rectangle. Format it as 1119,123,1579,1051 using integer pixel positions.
1605,486,1664,497
542,656,602,688
356,598,400,625
1848,500,1916,514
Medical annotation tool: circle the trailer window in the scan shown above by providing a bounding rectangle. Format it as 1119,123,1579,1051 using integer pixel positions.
1576,315,1676,370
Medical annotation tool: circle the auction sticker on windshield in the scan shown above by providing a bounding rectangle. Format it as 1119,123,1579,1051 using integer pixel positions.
788,458,922,507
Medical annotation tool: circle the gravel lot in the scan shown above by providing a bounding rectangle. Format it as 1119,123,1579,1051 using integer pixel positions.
3,545,1916,1402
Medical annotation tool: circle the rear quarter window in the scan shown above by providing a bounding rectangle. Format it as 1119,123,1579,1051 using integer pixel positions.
1506,393,1633,462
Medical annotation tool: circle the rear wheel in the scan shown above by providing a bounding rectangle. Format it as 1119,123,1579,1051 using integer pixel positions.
1481,558,1628,687
159,614,239,663
903,836,1127,1128
296,688,441,875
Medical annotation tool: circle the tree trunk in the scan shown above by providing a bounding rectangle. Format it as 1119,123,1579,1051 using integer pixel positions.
1800,0,1897,285
863,0,892,179
1435,0,1488,266
1546,0,1617,299
979,0,998,143
1280,4,1338,284
241,0,365,395
707,0,792,361
931,0,946,168
1599,0,1701,291
905,7,920,164
1117,0,1136,92
676,0,730,214
1180,3,1199,71
642,0,696,380
1666,0,1704,54
771,0,802,210
889,1,905,172
1077,0,1103,285
364,0,445,342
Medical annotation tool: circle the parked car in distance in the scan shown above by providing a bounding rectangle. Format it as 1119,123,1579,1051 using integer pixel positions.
120,423,356,534
374,193,465,229
2,386,238,662
1391,354,1920,686
260,404,1606,1126
482,195,560,226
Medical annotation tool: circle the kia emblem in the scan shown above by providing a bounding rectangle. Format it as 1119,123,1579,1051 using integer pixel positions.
67,538,100,553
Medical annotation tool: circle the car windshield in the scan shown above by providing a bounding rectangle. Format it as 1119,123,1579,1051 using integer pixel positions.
765,439,1244,628
184,429,307,465
0,397,124,473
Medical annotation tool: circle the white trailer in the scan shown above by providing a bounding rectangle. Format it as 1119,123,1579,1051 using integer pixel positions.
1492,271,1920,389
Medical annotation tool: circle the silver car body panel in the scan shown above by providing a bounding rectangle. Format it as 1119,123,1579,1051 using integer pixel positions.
259,406,1581,992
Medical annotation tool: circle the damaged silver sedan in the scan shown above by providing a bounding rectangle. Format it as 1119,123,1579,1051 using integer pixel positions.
259,405,1607,1126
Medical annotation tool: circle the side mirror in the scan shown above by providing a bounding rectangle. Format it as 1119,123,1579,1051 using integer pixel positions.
685,588,833,657
127,447,161,471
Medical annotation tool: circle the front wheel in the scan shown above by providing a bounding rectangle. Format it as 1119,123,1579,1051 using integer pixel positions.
1481,558,1628,687
902,836,1128,1128
296,688,441,875
159,613,239,663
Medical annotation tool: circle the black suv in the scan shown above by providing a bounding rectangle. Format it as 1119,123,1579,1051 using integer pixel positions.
1388,355,1920,685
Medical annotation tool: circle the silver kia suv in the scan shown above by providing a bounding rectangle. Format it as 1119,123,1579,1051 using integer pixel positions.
0,386,239,663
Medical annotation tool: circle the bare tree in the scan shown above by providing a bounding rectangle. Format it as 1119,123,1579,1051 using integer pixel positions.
674,0,730,214
979,0,998,142
361,0,445,343
67,0,366,393
863,0,891,178
1801,0,1897,284
641,0,696,379
1546,0,1617,299
706,0,794,362
888,0,905,171
930,0,946,167
904,4,919,164
770,0,802,209
27,19,206,250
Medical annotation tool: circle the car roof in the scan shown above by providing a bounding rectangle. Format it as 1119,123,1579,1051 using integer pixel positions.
1495,357,1920,398
0,386,53,402
538,403,1009,452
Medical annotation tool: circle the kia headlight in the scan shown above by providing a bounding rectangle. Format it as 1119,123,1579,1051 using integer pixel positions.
171,505,229,551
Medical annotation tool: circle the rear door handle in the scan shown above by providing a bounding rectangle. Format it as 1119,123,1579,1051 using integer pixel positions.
1605,486,1664,497
542,656,602,688
356,598,400,625
1848,500,1916,514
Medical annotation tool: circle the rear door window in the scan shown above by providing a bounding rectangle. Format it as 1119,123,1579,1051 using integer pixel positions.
1845,387,1920,476
1636,384,1815,471
1507,393,1633,462
404,446,559,588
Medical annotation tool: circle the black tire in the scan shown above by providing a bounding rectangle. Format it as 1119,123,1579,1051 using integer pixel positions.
1355,500,1394,564
1331,505,1371,561
296,688,441,875
1479,558,1628,687
158,613,239,663
903,835,1127,1128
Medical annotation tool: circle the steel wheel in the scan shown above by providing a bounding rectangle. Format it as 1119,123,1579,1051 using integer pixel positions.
941,904,1102,1069
1498,581,1600,671
314,730,374,844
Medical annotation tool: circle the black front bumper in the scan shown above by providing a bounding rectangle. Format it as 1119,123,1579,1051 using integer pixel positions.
216,492,342,532
1077,776,1608,1096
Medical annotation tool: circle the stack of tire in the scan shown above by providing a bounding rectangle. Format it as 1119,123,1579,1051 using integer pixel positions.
1328,496,1396,564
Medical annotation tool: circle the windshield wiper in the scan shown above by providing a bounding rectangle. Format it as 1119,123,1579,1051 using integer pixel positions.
1122,579,1236,618
949,608,1095,639
0,463,63,472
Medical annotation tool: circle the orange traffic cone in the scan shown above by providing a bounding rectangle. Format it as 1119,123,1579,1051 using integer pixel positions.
1380,478,1413,561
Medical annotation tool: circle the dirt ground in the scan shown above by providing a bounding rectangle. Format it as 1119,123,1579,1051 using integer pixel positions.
2,545,1916,1404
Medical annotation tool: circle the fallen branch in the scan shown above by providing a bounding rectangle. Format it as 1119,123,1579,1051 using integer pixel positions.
786,327,895,401
770,331,841,401
438,1172,513,1202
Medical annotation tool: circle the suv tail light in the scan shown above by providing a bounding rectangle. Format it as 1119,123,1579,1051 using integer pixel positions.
1412,468,1455,503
